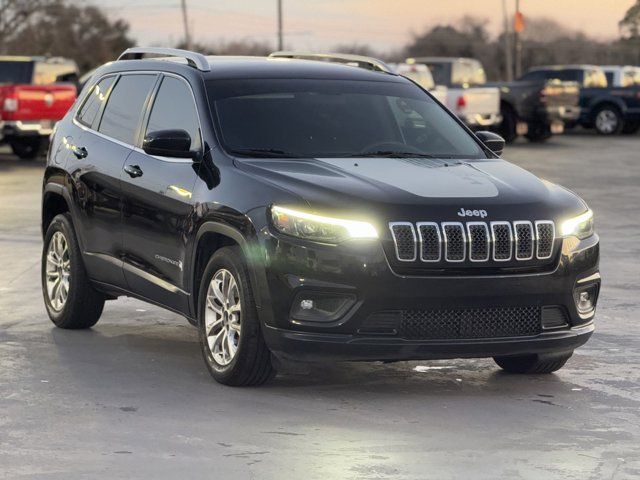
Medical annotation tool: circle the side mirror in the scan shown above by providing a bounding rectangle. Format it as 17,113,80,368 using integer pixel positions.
475,131,505,156
143,129,193,159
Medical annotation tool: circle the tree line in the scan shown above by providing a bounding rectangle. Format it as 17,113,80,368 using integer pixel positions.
1,0,640,79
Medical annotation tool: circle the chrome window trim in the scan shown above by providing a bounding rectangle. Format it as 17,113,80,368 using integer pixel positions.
72,70,203,164
441,221,466,262
389,222,417,262
416,222,441,262
466,221,490,262
490,221,513,262
514,220,535,261
535,220,555,260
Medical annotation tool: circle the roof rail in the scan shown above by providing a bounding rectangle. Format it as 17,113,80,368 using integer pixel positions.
269,51,394,73
118,47,211,72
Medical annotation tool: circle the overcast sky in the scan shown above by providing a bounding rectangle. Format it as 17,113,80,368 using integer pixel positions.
100,0,636,51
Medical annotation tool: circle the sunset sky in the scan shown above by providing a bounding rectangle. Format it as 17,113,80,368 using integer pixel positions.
102,0,637,51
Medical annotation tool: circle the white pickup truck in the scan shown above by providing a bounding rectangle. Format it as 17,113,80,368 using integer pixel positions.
406,57,501,130
387,63,448,105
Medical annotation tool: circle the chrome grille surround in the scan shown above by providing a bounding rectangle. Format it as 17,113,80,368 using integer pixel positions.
490,221,513,262
466,222,490,262
514,221,535,261
389,222,417,262
441,222,466,262
416,222,441,262
388,220,555,264
535,220,555,260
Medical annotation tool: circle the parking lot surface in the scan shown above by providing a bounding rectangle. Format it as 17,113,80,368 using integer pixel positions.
1,133,639,479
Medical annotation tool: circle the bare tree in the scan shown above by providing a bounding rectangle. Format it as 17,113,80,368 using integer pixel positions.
620,0,640,38
0,0,52,53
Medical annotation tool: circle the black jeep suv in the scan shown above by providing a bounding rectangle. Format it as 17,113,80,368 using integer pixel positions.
41,47,600,386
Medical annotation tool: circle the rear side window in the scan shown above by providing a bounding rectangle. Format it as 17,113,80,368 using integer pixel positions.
76,76,116,128
98,74,157,145
0,61,34,84
145,76,202,151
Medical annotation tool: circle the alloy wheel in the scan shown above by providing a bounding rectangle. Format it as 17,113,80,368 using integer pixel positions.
45,231,71,311
205,269,242,366
595,110,618,134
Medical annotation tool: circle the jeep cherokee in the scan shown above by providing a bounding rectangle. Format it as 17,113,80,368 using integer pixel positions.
41,47,600,386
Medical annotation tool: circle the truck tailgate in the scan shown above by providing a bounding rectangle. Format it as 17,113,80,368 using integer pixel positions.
0,84,77,122
449,87,500,116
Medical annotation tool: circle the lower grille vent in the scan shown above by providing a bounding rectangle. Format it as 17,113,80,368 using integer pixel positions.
399,306,542,340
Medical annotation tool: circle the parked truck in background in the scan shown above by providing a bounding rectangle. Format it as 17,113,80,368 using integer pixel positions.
521,65,640,135
387,63,448,104
405,57,501,131
487,78,581,143
0,56,79,159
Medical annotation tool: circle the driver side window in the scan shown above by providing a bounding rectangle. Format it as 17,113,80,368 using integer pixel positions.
146,76,202,151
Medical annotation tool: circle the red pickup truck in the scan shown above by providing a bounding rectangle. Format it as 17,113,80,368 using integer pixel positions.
0,56,78,159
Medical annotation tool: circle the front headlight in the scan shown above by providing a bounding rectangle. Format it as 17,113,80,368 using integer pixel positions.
560,209,594,239
271,205,378,243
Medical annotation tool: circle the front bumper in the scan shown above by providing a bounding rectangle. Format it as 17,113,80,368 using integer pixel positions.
254,230,600,362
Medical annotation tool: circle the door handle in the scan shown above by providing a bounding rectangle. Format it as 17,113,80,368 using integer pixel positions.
124,164,143,178
72,145,88,159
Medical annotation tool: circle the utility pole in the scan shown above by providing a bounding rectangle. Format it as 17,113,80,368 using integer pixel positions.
277,0,283,50
514,0,522,79
502,0,513,81
181,0,192,51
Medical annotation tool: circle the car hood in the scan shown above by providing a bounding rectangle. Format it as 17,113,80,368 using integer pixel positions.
235,156,587,222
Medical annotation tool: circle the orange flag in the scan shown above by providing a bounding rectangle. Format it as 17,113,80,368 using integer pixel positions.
514,11,525,33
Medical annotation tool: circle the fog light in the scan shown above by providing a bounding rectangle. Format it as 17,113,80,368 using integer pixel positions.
574,284,599,317
300,299,314,310
290,291,357,323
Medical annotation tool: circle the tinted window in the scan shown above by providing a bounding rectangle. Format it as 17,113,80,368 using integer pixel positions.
424,63,450,86
0,61,33,83
604,71,614,86
523,69,582,83
208,79,484,159
99,74,157,144
76,76,116,128
146,76,201,151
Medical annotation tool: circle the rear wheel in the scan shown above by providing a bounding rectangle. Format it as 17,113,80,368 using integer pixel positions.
493,352,572,374
498,104,518,143
198,246,275,386
10,138,44,160
593,105,623,135
42,213,105,329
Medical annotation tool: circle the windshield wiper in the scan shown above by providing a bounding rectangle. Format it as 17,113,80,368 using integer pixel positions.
351,150,441,158
228,148,299,158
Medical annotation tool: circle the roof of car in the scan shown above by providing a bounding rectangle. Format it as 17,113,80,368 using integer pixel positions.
112,54,406,83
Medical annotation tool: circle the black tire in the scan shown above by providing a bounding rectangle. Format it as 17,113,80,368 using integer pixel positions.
593,105,623,135
498,104,518,143
493,352,572,374
525,123,552,143
41,213,105,329
10,138,44,160
198,246,275,386
622,121,640,135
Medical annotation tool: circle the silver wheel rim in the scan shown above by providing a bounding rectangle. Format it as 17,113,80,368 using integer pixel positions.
45,231,70,312
205,269,242,366
596,110,618,134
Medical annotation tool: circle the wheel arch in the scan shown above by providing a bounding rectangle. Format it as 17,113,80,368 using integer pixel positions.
189,221,265,323
42,183,73,238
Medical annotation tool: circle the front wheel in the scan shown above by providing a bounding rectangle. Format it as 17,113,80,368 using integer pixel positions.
493,352,572,374
42,213,105,328
198,246,275,386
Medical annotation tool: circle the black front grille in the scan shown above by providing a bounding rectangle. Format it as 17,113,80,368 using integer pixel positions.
514,222,534,260
443,223,465,261
418,223,441,261
399,306,542,340
536,222,555,259
491,222,512,261
468,223,489,261
390,223,416,261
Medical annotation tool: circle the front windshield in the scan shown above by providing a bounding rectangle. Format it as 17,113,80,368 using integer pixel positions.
207,78,485,159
